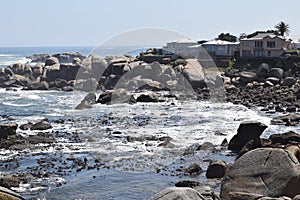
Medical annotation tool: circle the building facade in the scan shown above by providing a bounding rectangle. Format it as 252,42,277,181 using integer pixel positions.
240,33,289,57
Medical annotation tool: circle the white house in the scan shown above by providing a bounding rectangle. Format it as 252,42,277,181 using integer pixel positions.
201,40,240,56
163,38,198,57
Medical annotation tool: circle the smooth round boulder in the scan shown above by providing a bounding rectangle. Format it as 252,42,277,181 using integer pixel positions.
269,68,284,79
221,148,300,199
257,63,269,78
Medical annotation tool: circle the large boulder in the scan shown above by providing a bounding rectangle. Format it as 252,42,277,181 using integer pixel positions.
256,63,270,78
182,59,205,89
271,113,300,126
228,121,267,152
220,148,300,199
0,186,24,200
269,131,300,145
91,56,108,81
269,68,284,79
239,71,257,84
149,187,206,200
282,77,296,87
0,123,18,139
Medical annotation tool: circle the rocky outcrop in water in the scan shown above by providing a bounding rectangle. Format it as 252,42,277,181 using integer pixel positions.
228,121,267,152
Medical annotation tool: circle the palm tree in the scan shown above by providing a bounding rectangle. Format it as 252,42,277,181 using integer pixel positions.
275,21,290,36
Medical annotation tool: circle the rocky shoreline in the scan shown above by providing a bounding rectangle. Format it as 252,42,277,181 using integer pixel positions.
1,50,300,199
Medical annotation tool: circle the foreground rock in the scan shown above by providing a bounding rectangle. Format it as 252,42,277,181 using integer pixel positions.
221,148,300,199
228,121,267,152
0,123,18,139
0,186,24,200
206,160,227,179
150,187,206,200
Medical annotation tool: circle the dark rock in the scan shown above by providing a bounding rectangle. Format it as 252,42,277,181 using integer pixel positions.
97,89,136,105
269,131,300,145
136,93,160,103
271,114,300,126
228,121,267,152
24,81,49,90
239,71,257,84
238,140,255,157
206,160,227,179
220,148,300,199
256,63,269,78
0,175,20,188
269,68,284,79
197,142,215,151
221,138,228,147
0,123,18,139
0,134,28,150
157,141,175,148
175,180,203,188
149,187,205,200
27,133,55,144
19,122,33,130
184,163,203,176
282,77,297,87
30,121,52,130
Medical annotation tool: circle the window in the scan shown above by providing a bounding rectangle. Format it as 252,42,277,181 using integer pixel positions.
254,41,263,47
267,41,275,48
254,50,264,57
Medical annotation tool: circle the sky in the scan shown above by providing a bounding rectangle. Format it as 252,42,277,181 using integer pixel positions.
0,0,300,47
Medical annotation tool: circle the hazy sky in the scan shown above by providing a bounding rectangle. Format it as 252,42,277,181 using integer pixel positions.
1,0,299,47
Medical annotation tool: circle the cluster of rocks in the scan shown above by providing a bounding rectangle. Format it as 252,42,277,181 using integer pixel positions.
224,63,300,114
150,121,300,200
0,120,54,150
0,50,211,95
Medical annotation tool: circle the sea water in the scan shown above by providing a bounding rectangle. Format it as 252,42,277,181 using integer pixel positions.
0,46,299,199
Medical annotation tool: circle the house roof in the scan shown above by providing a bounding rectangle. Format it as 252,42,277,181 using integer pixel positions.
241,33,285,41
167,38,197,44
202,40,239,45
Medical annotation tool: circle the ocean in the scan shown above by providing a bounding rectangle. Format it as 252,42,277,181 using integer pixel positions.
0,46,298,199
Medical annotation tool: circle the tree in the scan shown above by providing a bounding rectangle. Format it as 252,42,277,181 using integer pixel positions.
217,33,237,42
275,21,290,36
